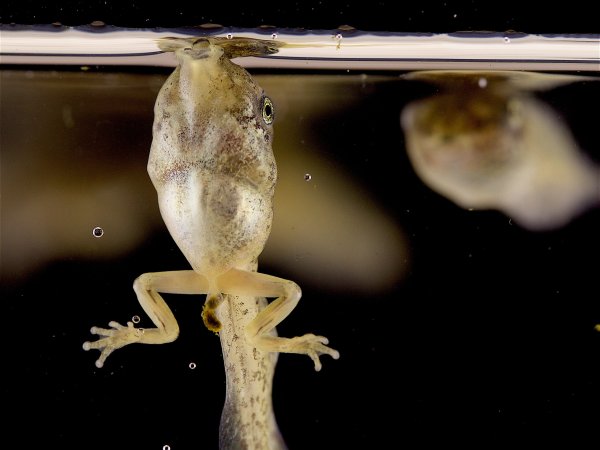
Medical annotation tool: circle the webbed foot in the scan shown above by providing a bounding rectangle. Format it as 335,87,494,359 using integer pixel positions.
83,321,145,368
285,333,340,371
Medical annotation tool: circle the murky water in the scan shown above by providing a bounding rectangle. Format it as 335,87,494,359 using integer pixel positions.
2,29,599,449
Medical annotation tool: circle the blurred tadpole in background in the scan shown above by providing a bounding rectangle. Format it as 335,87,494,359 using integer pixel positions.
400,71,600,231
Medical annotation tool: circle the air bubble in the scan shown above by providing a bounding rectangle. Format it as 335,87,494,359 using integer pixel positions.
132,315,141,324
189,362,197,370
504,36,510,43
271,32,278,39
226,33,233,40
304,173,312,181
92,226,104,238
163,445,171,450
335,33,342,40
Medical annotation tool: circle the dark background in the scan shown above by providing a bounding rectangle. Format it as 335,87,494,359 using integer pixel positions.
1,0,599,34
2,2,599,450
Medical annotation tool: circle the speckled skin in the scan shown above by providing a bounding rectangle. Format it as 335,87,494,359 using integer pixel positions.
83,37,339,450
148,39,278,279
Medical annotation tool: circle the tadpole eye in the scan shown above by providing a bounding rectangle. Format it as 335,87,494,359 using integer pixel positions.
261,96,274,125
